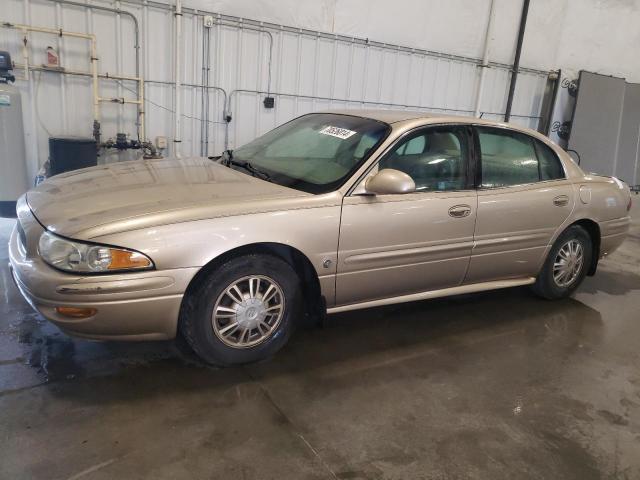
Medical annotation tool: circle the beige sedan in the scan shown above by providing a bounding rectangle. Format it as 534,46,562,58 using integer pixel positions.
9,110,632,365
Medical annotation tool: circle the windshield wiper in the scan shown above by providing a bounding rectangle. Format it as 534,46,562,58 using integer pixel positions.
220,149,233,166
221,150,271,181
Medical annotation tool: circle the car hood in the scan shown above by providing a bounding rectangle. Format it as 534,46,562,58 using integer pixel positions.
27,157,309,239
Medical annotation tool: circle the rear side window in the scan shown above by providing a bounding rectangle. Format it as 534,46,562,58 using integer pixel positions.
534,140,565,180
477,127,564,188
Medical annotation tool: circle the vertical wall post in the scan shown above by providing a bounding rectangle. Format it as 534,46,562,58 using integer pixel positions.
504,0,530,122
174,0,183,156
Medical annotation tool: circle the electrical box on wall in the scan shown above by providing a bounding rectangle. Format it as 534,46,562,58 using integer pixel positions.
155,136,168,149
263,97,275,109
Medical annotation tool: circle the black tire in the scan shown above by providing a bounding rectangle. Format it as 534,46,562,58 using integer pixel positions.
179,254,301,366
532,225,593,300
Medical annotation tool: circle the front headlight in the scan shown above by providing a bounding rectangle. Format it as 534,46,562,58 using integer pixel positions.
38,231,154,273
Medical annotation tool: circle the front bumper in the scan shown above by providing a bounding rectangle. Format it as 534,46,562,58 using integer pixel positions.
8,222,199,341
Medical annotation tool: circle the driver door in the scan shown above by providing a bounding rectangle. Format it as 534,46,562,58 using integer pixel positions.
335,125,478,306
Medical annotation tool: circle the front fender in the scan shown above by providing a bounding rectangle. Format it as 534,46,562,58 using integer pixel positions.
91,204,343,304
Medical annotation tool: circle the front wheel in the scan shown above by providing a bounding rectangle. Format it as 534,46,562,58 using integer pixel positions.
532,225,593,300
179,254,301,366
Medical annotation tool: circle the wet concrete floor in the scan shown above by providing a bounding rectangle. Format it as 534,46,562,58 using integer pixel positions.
1,203,639,479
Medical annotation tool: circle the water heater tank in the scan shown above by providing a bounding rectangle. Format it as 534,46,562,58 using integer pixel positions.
0,80,29,218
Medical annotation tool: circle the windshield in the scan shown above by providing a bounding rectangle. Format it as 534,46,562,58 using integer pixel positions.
230,113,390,194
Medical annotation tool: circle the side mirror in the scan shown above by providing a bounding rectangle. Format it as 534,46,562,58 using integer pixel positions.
363,169,416,195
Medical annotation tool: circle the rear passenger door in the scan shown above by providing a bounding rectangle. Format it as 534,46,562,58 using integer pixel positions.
465,126,574,283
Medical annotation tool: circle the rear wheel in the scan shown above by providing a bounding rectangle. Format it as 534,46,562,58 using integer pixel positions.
532,225,593,299
180,254,301,366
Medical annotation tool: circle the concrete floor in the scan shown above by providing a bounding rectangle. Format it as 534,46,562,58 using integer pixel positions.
1,204,639,480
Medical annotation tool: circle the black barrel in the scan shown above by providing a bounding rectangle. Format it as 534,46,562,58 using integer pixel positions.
48,137,97,176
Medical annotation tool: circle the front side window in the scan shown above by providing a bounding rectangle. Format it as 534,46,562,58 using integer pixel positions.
378,127,468,192
478,127,565,188
231,113,390,194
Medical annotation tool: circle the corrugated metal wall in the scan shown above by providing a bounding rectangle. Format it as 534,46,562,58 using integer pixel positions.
1,0,549,180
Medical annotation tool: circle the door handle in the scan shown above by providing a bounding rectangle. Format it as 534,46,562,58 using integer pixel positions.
448,205,472,218
553,195,569,207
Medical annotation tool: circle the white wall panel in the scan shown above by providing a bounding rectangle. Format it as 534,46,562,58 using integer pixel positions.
1,0,547,182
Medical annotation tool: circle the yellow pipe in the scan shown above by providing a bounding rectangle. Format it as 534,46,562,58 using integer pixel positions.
3,21,146,141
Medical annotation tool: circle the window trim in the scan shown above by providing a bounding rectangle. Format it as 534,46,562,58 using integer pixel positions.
472,125,567,190
347,123,475,196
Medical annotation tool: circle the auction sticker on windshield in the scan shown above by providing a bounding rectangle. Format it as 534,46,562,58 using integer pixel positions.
319,125,357,140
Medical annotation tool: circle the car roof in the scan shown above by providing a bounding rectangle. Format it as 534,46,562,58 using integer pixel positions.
317,108,543,137
318,108,528,126
317,109,443,124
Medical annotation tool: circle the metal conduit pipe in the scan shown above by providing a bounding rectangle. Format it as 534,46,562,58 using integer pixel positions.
214,19,273,96
119,0,547,76
174,0,183,156
226,89,541,119
200,23,211,156
201,18,274,152
474,0,496,118
43,0,145,139
145,79,227,106
54,3,67,131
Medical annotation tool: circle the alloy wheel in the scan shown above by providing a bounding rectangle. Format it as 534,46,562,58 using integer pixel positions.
211,275,285,348
553,239,584,288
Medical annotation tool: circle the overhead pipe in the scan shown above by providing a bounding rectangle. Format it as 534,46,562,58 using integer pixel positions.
174,0,183,156
123,0,543,74
474,0,496,117
504,0,530,122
